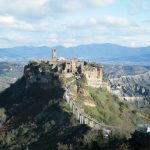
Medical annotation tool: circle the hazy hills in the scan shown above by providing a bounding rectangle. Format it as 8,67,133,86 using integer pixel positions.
0,43,150,65
0,62,24,92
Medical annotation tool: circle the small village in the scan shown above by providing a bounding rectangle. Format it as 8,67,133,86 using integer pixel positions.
35,48,104,88
32,48,150,136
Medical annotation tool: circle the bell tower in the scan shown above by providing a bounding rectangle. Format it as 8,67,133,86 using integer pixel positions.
52,48,57,61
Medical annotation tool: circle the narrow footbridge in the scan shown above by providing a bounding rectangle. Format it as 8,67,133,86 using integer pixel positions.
64,79,117,133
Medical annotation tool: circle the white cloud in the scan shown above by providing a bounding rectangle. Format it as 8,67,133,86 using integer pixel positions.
0,14,149,48
0,15,33,30
0,0,115,21
129,0,150,15
0,0,48,20
90,0,115,6
78,17,98,27
104,16,130,27
61,1,85,12
74,16,131,29
0,0,149,48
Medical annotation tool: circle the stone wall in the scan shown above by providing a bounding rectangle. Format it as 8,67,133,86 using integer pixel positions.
84,67,103,88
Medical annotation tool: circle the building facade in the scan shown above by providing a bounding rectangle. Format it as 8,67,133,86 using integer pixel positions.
51,48,103,87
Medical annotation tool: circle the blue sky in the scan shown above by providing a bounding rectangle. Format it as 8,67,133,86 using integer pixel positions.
0,0,150,48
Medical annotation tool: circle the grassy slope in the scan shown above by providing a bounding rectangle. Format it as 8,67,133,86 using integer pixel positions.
77,86,149,131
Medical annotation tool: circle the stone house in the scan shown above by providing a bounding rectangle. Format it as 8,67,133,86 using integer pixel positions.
51,48,103,87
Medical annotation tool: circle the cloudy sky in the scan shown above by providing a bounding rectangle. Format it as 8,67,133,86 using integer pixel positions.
0,0,150,48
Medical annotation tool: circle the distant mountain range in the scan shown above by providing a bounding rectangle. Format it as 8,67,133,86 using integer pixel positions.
0,43,150,65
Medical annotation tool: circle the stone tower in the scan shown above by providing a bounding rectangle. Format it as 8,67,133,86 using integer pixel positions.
52,48,57,61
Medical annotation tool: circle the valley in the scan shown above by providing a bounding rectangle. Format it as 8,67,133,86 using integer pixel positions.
0,62,24,92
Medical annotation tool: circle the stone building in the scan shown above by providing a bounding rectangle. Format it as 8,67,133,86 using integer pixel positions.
83,66,103,87
50,48,103,87
52,48,57,62
62,58,84,74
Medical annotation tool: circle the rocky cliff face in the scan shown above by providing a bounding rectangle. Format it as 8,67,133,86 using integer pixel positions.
109,71,150,98
0,62,65,125
104,65,150,78
24,63,62,90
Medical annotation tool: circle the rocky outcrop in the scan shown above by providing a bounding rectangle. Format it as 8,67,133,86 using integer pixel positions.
84,64,103,88
109,71,150,100
24,63,63,90
69,79,96,107
104,65,150,78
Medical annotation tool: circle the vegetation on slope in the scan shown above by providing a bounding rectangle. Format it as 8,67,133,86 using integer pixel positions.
75,75,150,134
0,71,90,150
0,73,134,150
0,62,149,150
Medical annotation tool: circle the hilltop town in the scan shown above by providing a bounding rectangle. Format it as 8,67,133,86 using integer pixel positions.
33,48,104,88
0,49,150,150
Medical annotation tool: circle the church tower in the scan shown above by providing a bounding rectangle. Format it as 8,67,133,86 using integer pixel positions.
52,48,57,61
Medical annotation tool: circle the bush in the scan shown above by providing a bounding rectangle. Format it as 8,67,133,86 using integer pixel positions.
76,74,87,88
